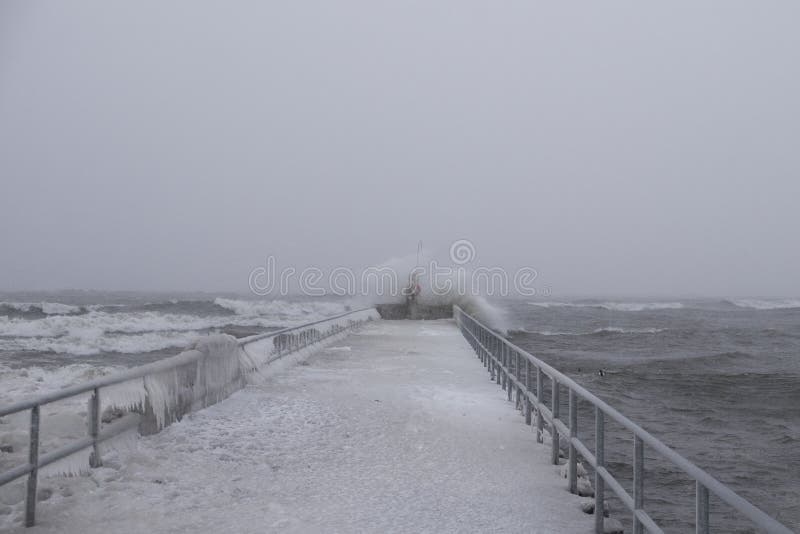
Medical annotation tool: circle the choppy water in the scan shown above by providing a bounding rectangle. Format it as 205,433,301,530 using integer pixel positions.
0,291,354,368
501,298,800,533
0,291,358,415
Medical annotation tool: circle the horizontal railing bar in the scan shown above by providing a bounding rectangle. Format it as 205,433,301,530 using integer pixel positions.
596,466,634,510
37,437,94,471
553,419,569,439
28,412,139,475
0,308,374,418
0,406,171,486
454,306,793,534
0,349,200,417
635,509,665,534
0,463,33,486
572,437,595,468
537,404,552,423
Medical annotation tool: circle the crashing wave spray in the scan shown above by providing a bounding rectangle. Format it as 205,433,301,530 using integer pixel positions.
363,244,510,334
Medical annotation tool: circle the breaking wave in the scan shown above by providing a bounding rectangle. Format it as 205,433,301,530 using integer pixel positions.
0,299,354,356
728,299,800,310
515,327,666,336
0,301,87,318
214,298,350,319
528,301,684,312
0,331,199,357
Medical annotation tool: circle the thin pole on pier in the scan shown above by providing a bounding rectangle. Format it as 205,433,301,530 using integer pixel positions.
515,352,524,411
536,367,544,443
496,345,501,385
568,389,577,494
551,378,560,465
696,482,709,534
633,435,644,534
524,358,532,425
507,347,513,403
595,407,605,534
89,388,102,468
25,406,39,527
501,341,506,388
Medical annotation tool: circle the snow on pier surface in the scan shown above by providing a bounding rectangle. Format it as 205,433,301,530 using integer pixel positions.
13,320,593,533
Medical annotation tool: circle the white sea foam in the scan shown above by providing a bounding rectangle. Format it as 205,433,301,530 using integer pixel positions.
1,301,353,337
0,299,354,356
528,301,683,312
0,362,121,403
0,311,272,339
0,312,206,338
525,327,665,336
593,326,665,334
214,298,350,319
730,298,800,310
0,331,200,356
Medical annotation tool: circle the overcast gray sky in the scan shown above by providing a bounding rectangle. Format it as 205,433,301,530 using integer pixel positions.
1,1,798,296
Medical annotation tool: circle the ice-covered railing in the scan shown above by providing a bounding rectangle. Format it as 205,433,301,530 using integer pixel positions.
454,305,793,534
0,307,378,527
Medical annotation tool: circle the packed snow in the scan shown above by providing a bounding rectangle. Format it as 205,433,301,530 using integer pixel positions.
2,320,592,533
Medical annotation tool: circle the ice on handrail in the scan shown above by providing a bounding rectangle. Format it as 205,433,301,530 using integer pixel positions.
100,308,379,432
40,447,92,479
239,308,379,373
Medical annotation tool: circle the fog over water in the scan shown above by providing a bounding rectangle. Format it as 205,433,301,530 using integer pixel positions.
1,1,799,297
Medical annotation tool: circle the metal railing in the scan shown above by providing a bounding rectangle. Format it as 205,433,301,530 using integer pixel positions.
453,305,793,534
0,307,375,527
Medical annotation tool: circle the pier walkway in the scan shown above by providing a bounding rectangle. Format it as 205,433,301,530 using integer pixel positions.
14,320,592,533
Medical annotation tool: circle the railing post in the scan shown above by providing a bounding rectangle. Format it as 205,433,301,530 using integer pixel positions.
501,344,507,391
514,352,521,410
633,435,644,534
89,387,102,468
551,378,560,465
536,367,544,443
507,348,513,402
595,407,605,534
696,482,709,534
495,342,502,386
524,358,532,425
25,405,40,527
568,389,577,494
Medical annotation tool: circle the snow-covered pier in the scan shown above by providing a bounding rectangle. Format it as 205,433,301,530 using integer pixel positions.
6,320,592,533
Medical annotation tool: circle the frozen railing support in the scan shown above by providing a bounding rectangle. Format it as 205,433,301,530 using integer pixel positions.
595,407,605,534
25,406,39,528
88,388,101,468
0,307,378,527
453,305,793,534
